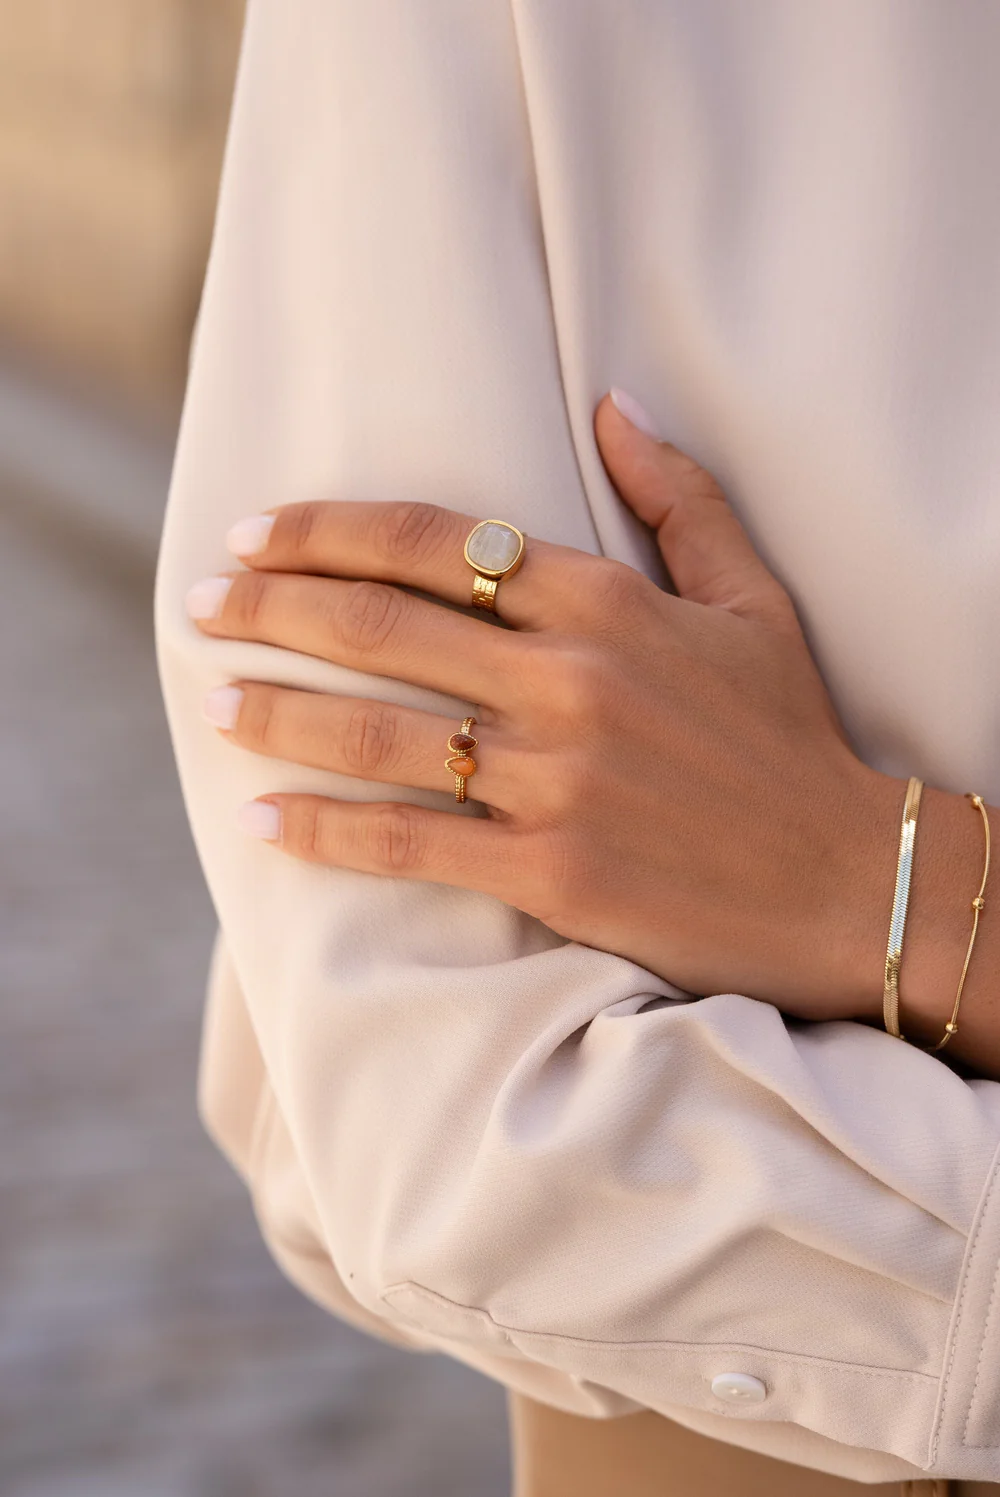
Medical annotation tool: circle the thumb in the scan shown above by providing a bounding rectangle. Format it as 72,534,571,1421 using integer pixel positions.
595,388,796,628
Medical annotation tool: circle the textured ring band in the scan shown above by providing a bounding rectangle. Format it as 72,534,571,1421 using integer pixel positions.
445,716,478,803
464,519,526,612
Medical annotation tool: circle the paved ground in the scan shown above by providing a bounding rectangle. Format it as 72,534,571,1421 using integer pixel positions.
0,475,510,1497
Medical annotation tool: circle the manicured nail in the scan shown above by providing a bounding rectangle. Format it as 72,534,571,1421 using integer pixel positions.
226,514,275,558
185,576,232,620
203,685,244,730
609,386,662,440
237,800,281,841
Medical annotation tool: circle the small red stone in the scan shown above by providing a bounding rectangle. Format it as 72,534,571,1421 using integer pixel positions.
448,732,477,751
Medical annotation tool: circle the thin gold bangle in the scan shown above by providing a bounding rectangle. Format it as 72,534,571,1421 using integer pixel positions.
912,793,990,1054
883,777,924,1039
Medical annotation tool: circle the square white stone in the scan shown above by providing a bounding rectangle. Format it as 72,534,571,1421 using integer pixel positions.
466,521,522,574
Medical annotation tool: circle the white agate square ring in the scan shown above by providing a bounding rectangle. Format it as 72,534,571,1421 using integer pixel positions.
463,519,526,612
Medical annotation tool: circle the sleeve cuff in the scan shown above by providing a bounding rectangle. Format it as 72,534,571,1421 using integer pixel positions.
928,1136,1000,1478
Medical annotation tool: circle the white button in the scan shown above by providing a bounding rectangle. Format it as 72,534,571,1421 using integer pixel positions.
710,1372,768,1403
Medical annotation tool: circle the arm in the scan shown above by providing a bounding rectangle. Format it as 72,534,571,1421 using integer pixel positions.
156,1,1000,1480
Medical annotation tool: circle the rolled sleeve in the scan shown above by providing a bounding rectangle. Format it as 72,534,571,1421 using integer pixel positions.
156,0,1000,1482
930,1139,1000,1476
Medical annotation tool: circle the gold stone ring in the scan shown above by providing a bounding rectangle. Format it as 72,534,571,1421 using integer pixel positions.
463,519,526,612
445,716,478,802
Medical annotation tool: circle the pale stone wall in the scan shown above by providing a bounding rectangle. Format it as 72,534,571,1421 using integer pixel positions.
0,0,245,419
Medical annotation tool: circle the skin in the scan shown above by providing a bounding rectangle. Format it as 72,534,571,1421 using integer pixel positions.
186,392,1000,1079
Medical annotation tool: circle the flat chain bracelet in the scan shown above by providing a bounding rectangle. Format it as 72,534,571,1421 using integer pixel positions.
883,777,924,1040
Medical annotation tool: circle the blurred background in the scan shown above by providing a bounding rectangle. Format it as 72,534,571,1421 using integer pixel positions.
0,4,509,1493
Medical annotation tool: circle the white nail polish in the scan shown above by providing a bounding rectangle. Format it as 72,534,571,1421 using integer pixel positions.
609,386,662,440
226,515,275,558
203,685,244,729
185,576,232,620
237,801,281,840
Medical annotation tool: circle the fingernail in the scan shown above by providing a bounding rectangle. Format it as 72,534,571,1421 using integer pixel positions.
226,514,275,558
185,576,232,620
203,685,244,730
609,387,662,440
237,800,281,840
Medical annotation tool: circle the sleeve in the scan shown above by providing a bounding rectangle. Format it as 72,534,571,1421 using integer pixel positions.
154,2,1000,1481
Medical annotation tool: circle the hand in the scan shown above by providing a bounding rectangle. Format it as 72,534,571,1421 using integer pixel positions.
185,391,904,1022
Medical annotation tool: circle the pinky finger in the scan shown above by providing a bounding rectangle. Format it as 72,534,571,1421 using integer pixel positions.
237,794,522,899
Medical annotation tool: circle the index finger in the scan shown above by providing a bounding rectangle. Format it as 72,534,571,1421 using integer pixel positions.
225,500,595,629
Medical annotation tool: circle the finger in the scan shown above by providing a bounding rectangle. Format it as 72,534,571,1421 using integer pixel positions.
236,793,524,900
185,568,519,704
224,498,601,630
594,390,800,630
205,681,520,809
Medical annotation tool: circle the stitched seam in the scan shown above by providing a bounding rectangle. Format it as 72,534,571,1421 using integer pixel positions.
930,1142,1000,1464
963,1218,1000,1445
381,1281,937,1382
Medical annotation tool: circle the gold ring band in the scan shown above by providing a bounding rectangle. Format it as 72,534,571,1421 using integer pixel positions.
464,519,526,613
471,575,499,611
445,716,478,803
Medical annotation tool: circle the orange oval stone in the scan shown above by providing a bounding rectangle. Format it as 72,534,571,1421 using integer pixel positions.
446,756,477,776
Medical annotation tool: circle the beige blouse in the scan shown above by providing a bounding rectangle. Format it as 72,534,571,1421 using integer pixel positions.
156,1,1000,1483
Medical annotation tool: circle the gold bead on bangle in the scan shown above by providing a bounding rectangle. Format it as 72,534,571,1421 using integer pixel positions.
914,793,990,1053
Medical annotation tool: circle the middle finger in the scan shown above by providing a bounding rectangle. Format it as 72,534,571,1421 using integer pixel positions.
185,569,520,705
225,500,599,630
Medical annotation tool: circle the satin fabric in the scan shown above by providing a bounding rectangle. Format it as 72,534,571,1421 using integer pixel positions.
156,2,1000,1483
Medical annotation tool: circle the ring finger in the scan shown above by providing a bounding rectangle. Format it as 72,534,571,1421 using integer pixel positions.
186,568,520,706
204,680,522,809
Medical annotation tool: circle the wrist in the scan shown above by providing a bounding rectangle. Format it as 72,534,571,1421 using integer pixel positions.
768,757,904,1024
830,763,909,1026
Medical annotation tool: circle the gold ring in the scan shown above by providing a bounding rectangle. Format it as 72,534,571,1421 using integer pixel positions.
445,716,478,802
463,519,526,612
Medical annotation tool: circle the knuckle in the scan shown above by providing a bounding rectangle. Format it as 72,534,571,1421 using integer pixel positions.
587,556,641,614
293,800,327,863
236,570,270,631
515,829,579,926
238,686,277,749
547,825,598,899
541,752,596,819
338,580,404,654
370,804,423,873
373,501,454,568
760,580,801,634
672,450,726,505
282,501,325,556
543,644,609,722
342,702,402,778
